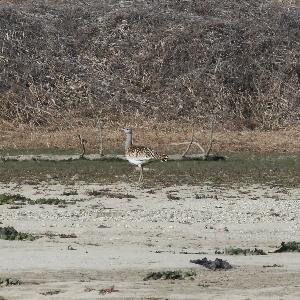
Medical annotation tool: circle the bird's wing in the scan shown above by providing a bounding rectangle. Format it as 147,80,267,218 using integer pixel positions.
127,146,168,161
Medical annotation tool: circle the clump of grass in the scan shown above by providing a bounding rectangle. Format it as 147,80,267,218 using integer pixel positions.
0,277,22,286
263,264,283,268
62,190,78,196
196,192,218,200
40,290,62,296
195,193,205,199
167,193,180,201
190,257,232,270
143,270,196,281
146,189,155,194
88,190,107,196
99,286,119,295
88,190,136,199
225,247,267,256
59,233,77,238
0,194,69,206
30,198,67,205
198,283,210,287
274,242,300,253
8,205,22,209
0,226,37,241
0,194,28,205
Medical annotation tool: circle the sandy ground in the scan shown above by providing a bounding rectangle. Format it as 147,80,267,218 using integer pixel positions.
0,181,300,299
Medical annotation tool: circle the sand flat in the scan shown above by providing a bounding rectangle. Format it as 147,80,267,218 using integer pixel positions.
0,182,300,299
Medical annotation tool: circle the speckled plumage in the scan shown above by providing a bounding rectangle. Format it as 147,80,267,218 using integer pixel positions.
126,145,168,162
122,128,168,182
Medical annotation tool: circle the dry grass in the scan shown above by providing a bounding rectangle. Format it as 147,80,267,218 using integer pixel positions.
278,0,300,6
1,119,300,154
0,0,299,129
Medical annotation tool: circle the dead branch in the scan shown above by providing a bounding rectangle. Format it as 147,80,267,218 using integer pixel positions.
181,126,195,157
78,134,87,158
171,117,216,159
170,141,205,155
204,117,215,158
171,124,206,157
96,116,104,156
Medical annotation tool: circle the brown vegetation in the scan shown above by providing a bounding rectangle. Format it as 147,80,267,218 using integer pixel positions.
0,0,299,131
0,122,300,153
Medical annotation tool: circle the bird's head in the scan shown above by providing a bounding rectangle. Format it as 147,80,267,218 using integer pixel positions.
122,128,132,134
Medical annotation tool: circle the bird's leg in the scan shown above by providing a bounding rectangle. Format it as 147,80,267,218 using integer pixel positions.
138,165,144,182
141,165,144,181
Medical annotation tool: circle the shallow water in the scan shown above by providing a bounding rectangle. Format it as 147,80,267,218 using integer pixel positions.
0,152,299,186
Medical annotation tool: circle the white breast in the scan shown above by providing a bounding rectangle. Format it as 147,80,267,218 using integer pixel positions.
126,156,153,166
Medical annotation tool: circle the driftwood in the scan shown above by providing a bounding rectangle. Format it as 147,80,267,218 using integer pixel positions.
0,153,224,162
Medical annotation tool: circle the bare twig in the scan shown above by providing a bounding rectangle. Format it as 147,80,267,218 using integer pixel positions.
296,58,300,83
170,142,205,154
181,126,195,157
170,124,206,157
78,134,87,158
171,116,216,159
204,116,215,158
96,116,104,156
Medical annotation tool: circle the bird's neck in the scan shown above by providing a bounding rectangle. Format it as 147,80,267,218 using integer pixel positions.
125,133,133,151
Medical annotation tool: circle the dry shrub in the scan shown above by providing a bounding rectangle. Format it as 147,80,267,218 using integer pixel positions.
0,0,299,129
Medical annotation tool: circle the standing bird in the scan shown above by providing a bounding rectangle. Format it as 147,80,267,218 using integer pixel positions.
122,128,168,182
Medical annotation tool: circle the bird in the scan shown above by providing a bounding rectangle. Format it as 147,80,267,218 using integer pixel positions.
122,128,168,182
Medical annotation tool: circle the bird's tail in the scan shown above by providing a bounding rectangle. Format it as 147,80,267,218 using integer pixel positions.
149,148,168,161
158,153,168,162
